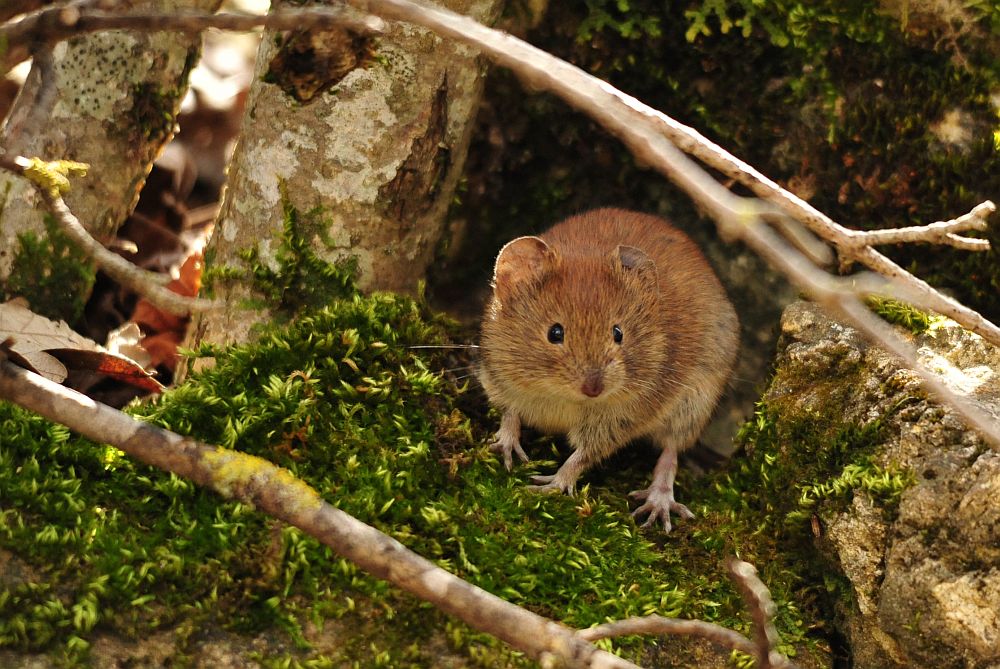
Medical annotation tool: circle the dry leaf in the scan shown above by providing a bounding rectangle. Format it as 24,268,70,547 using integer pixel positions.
0,300,162,391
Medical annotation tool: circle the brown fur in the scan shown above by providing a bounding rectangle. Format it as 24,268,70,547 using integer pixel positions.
479,208,739,525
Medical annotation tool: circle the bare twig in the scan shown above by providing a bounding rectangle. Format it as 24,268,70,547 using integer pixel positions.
0,0,58,25
840,201,994,252
0,7,384,73
0,154,218,315
580,559,797,669
727,558,782,669
347,0,1000,450
581,617,793,668
0,355,640,669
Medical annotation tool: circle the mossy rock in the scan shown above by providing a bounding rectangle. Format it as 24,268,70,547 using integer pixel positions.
752,300,1000,668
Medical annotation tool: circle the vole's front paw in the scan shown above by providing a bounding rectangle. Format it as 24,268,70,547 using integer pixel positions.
489,431,529,471
527,473,575,496
629,486,695,533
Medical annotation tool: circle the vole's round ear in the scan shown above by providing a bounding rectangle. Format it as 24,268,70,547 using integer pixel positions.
493,236,556,302
613,245,657,287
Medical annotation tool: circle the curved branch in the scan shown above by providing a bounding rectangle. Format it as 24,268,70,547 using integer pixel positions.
346,0,1000,450
0,154,218,316
840,201,994,251
580,559,798,669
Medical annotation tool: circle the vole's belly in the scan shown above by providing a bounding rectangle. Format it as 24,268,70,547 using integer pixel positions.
515,394,649,439
515,396,589,435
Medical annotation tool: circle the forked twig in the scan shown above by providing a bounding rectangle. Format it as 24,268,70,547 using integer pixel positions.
0,154,218,315
580,559,797,669
840,201,993,252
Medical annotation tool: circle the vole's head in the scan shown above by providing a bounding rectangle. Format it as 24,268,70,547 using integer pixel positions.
481,235,666,403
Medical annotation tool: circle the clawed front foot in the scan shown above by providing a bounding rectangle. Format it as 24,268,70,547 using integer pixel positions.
526,473,576,496
490,431,529,471
490,412,528,470
629,486,694,533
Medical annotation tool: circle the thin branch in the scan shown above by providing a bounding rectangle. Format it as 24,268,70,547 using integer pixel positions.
727,558,782,669
0,0,59,25
348,0,1000,450
840,201,994,251
0,154,218,315
612,89,1000,347
580,560,798,669
580,616,760,655
0,355,640,669
0,7,385,73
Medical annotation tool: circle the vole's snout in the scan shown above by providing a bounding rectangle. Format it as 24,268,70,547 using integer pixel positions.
580,370,604,398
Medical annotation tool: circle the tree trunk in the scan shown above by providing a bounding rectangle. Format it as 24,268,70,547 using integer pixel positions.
0,0,220,322
190,0,503,348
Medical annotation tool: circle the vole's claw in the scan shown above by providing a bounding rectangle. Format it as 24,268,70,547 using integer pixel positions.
489,433,529,471
527,474,575,496
629,486,694,533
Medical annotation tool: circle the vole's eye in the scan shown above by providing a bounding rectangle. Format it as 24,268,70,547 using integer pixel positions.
612,325,623,344
547,323,565,344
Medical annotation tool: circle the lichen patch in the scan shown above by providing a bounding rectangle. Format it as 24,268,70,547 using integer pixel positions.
52,34,149,120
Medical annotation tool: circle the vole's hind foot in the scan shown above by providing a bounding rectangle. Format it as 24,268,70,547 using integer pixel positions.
527,473,575,496
629,487,695,533
489,432,528,471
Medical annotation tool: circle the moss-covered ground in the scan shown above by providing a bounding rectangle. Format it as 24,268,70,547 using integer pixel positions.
1,276,923,667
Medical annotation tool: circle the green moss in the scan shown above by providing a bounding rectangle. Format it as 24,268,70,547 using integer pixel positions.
1,284,835,666
202,183,356,317
866,296,938,334
5,214,95,323
127,82,182,145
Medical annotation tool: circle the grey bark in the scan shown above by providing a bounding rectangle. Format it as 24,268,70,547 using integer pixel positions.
0,0,219,318
191,0,502,348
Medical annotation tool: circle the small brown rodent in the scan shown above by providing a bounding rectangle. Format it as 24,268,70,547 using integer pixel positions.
479,208,739,532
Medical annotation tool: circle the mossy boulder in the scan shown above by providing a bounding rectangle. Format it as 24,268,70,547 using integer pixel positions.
765,300,1000,668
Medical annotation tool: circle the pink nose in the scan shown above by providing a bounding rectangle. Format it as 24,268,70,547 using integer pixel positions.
581,372,604,398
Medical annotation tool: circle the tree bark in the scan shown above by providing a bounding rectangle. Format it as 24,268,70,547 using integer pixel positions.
0,0,220,321
190,0,502,348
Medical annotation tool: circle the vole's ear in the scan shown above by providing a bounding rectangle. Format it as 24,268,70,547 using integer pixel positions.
613,245,657,289
493,236,556,303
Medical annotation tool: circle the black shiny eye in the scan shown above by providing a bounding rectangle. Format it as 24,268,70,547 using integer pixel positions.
612,325,623,344
547,323,564,344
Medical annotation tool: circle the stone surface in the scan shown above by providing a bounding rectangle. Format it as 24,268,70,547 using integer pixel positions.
772,301,1000,669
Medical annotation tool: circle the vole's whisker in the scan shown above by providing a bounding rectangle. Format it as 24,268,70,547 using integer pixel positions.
408,344,479,349
442,365,478,374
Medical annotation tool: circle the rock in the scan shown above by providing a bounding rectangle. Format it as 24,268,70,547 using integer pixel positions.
771,301,1000,668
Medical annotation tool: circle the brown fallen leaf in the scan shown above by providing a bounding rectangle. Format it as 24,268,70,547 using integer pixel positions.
0,299,163,391
132,249,204,371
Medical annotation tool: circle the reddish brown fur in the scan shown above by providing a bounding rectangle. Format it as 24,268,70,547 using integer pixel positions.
479,208,739,529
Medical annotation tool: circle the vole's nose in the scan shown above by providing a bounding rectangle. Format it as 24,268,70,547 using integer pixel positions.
581,371,604,398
